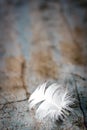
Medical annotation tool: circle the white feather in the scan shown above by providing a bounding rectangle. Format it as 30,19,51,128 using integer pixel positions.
28,82,74,122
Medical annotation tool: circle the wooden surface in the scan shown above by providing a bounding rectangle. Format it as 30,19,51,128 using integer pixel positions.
0,0,87,129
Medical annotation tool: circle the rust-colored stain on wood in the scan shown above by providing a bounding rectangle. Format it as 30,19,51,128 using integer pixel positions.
74,27,83,36
30,48,58,79
74,26,87,40
7,77,23,88
3,56,24,88
60,42,87,66
0,74,23,89
6,56,23,73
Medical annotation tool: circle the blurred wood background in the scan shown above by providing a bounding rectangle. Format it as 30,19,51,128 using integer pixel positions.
0,0,87,129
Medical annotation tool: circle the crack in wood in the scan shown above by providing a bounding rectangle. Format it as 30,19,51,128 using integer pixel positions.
21,60,30,99
73,76,87,128
0,98,28,106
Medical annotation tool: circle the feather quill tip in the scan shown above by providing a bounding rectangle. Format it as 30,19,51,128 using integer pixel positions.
28,82,75,122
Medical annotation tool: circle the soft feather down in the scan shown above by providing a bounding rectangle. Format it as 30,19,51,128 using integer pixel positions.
28,82,74,122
